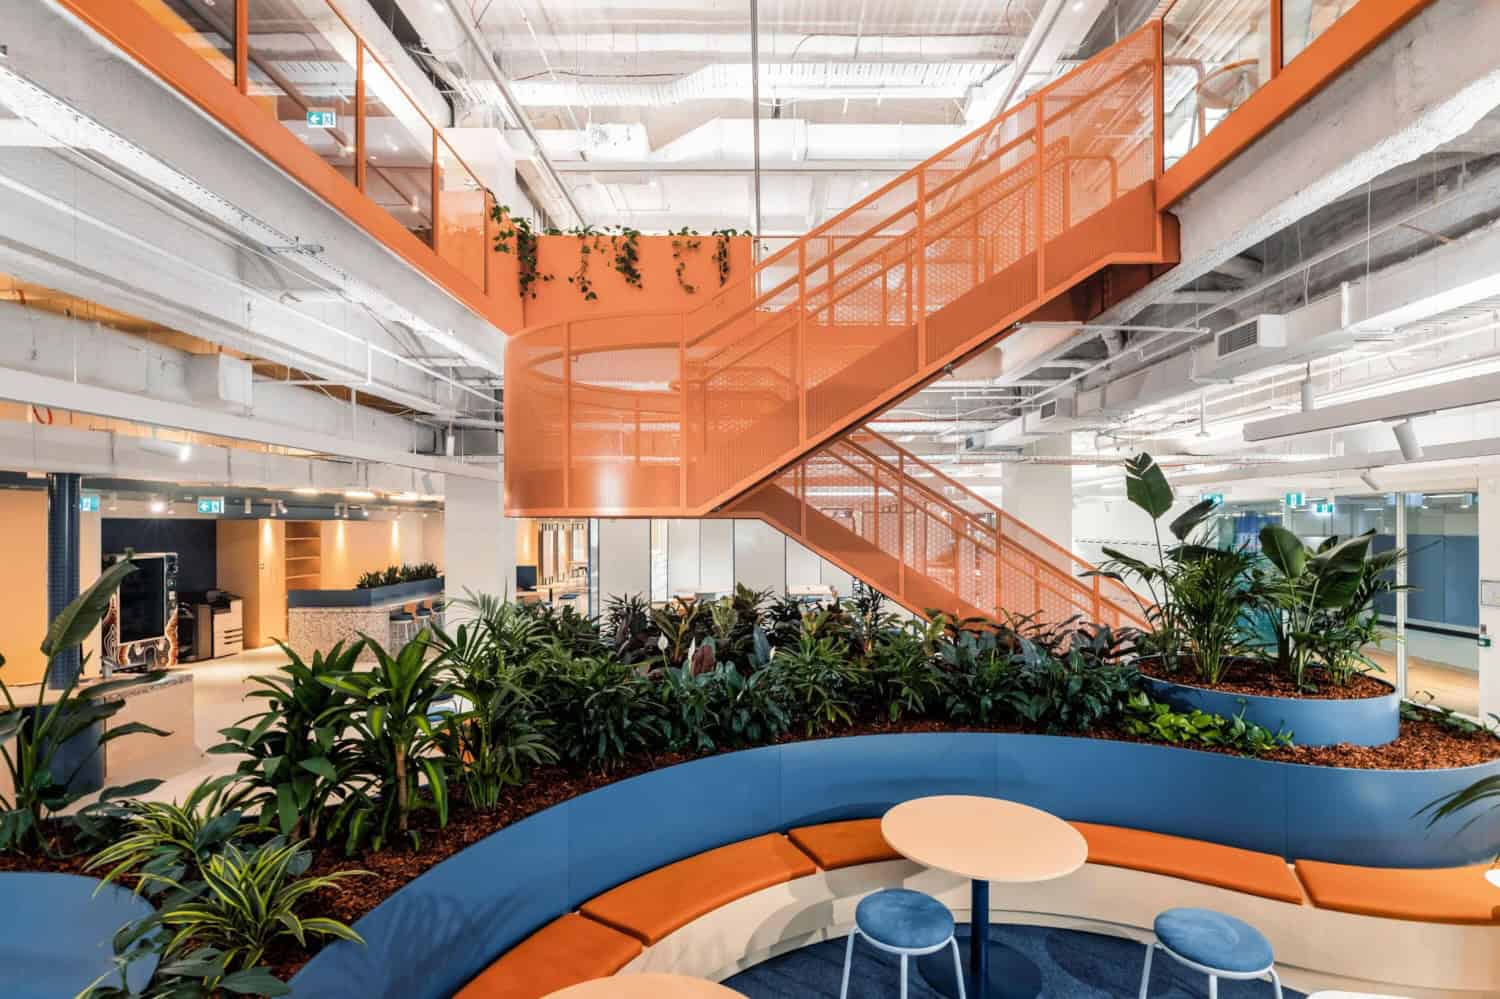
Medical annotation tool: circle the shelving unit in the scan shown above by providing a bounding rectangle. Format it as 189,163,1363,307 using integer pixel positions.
284,522,323,592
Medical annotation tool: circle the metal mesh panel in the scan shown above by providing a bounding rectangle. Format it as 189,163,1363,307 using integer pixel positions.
505,21,1164,518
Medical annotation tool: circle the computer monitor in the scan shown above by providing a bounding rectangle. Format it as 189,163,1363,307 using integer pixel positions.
516,565,538,592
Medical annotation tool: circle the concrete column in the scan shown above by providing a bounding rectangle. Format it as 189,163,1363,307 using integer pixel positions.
443,475,512,610
45,473,81,689
1478,478,1500,720
1002,438,1074,552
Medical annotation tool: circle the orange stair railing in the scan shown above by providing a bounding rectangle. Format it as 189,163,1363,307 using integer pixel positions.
722,429,1146,629
505,22,1172,519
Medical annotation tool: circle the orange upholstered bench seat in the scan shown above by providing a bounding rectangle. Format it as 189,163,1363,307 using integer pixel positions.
788,818,903,870
455,913,642,999
580,833,817,945
1294,859,1500,925
1070,822,1305,904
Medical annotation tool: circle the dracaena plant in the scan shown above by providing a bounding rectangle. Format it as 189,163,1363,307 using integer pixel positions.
321,632,451,851
0,557,168,856
1083,453,1219,670
211,640,365,843
86,775,254,895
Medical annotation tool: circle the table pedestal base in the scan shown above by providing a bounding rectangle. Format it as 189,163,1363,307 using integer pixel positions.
916,929,1042,999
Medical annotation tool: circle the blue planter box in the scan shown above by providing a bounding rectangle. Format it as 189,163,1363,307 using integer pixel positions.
1141,675,1400,747
289,731,1500,999
0,873,157,998
286,577,444,609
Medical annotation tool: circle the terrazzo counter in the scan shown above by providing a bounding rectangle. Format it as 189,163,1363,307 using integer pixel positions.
287,591,444,659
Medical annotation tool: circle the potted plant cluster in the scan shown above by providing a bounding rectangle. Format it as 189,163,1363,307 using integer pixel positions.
1088,453,1406,746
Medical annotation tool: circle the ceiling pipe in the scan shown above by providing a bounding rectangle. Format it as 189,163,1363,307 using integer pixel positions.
439,0,584,226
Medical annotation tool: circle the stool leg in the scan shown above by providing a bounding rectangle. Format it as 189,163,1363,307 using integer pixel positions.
839,930,856,999
1137,942,1154,999
1208,975,1218,999
1268,968,1284,999
899,954,908,999
950,937,967,999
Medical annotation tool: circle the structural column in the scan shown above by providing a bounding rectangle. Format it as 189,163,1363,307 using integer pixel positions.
1001,437,1074,554
45,472,82,689
443,474,514,613
1478,478,1500,720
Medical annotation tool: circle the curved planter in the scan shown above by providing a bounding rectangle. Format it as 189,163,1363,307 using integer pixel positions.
0,872,157,998
289,732,1500,999
1142,675,1400,747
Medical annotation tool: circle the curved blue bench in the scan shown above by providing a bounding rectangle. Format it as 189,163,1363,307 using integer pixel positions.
289,732,1500,999
0,872,158,998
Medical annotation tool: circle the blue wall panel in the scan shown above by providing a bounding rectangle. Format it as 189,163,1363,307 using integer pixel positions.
1445,535,1479,628
288,805,572,999
567,747,783,908
779,733,997,827
290,735,1500,999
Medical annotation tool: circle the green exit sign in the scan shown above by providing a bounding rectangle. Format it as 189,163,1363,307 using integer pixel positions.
197,496,225,515
79,493,100,513
1284,492,1304,507
306,110,338,128
1314,502,1335,514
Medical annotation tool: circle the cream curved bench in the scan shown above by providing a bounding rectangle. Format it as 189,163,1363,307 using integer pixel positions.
454,819,1500,998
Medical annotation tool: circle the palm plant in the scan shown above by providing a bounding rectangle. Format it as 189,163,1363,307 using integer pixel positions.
212,640,363,843
321,633,450,850
1168,544,1258,685
429,598,556,809
778,629,858,735
0,557,168,855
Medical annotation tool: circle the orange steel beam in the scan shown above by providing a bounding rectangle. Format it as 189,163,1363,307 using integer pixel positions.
55,0,507,330
1158,0,1437,208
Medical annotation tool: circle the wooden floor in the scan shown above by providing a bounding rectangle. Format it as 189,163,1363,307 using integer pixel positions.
1365,649,1480,718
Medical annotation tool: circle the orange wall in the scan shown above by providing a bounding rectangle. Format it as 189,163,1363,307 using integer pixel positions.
0,491,50,684
319,517,429,589
519,236,755,329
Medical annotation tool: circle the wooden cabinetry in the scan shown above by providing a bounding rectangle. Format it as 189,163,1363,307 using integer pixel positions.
216,520,286,649
284,522,323,592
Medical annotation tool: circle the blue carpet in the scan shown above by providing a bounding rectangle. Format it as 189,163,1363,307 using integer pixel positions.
725,924,1302,998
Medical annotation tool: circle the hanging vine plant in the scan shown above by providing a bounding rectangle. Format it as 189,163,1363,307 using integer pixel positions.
669,227,703,293
490,203,553,299
567,225,604,301
712,228,750,286
610,226,643,289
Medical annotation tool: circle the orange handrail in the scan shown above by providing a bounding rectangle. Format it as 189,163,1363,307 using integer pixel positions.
726,428,1146,629
506,22,1169,519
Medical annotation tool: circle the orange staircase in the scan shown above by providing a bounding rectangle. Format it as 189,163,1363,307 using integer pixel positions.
504,23,1174,624
723,430,1145,628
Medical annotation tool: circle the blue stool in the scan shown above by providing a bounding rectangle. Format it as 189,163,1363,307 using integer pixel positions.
1140,908,1283,999
841,888,965,999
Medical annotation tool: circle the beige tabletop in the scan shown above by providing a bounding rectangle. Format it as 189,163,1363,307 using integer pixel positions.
881,795,1088,883
543,974,746,998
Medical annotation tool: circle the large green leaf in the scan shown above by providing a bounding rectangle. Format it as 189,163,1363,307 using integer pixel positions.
1309,531,1374,573
41,557,136,658
1168,497,1219,541
1123,453,1174,519
1258,524,1307,579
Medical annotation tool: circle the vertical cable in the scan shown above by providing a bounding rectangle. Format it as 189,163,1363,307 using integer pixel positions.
749,0,763,248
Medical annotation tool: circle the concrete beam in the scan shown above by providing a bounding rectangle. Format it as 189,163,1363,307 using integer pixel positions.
0,364,496,479
13,1,509,359
1101,0,1500,325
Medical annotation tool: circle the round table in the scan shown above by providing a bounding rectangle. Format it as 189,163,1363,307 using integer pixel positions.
543,974,745,998
881,795,1087,999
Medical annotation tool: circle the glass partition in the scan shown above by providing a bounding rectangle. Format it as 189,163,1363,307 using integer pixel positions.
437,138,489,290
1283,0,1359,64
1401,492,1480,716
245,0,359,185
134,0,236,83
1163,0,1274,167
362,50,435,246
